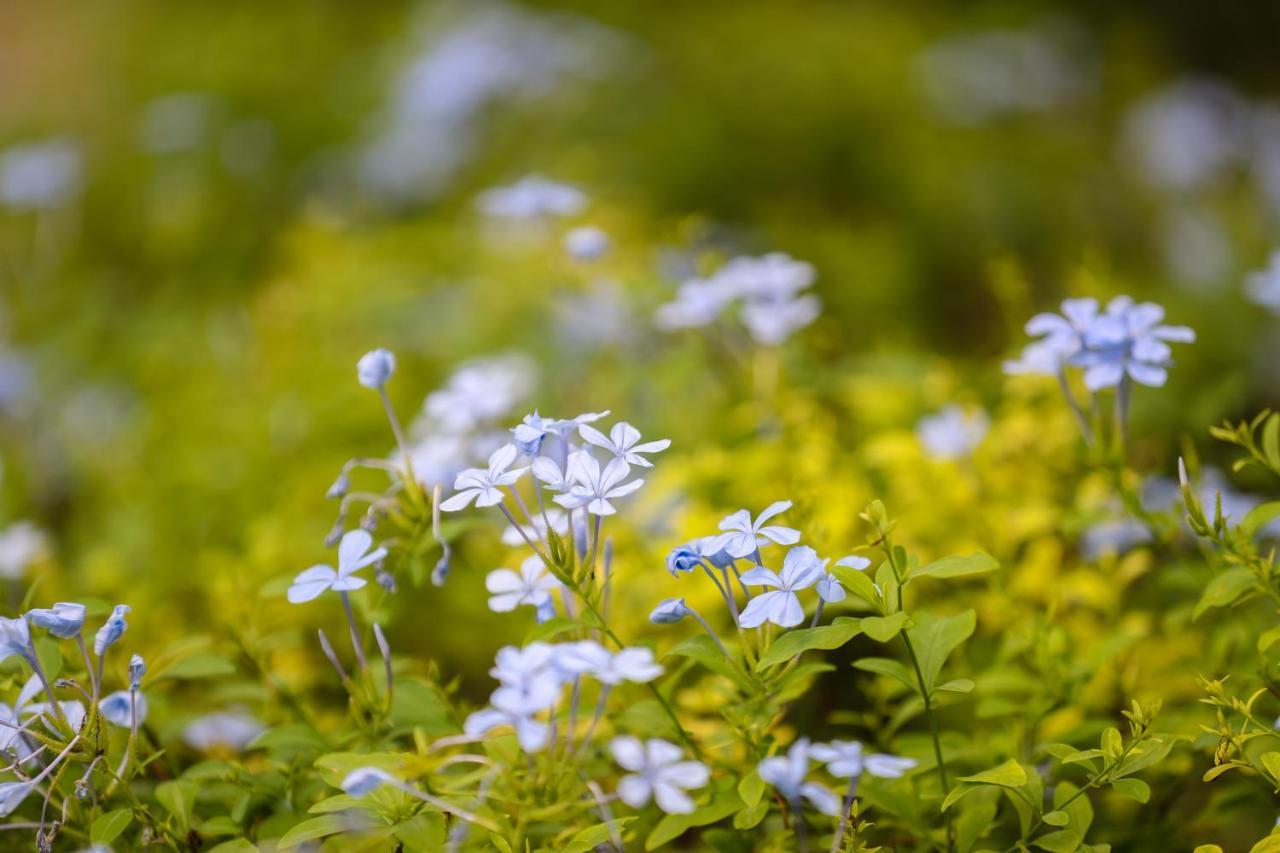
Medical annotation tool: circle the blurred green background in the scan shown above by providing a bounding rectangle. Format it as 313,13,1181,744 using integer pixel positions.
2,0,1279,726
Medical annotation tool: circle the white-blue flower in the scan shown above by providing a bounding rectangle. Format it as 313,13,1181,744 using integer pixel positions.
611,736,710,814
758,738,841,815
810,740,917,779
486,556,561,614
650,598,690,624
439,444,529,511
563,225,610,261
1246,251,1280,316
578,421,671,468
26,602,86,639
552,451,644,516
1074,296,1195,390
356,348,396,389
709,500,801,559
0,616,32,665
342,767,398,796
99,690,147,728
512,410,609,456
917,405,989,460
93,605,130,657
475,175,586,220
288,529,387,604
738,546,824,628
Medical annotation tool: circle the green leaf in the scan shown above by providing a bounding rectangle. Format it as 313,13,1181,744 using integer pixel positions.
1194,568,1257,620
943,761,1029,813
861,611,908,643
733,799,769,829
156,780,198,832
1042,810,1069,826
1241,501,1280,538
757,617,862,669
1101,727,1123,761
1109,778,1149,802
388,678,456,734
206,842,258,853
737,771,765,808
852,657,915,691
524,617,582,643
910,552,999,582
561,819,634,853
959,759,1027,788
1251,834,1280,853
91,809,133,845
665,633,749,687
938,678,975,694
830,564,881,606
1261,751,1280,785
278,815,356,849
1033,781,1093,852
1264,413,1280,471
159,653,236,680
907,609,976,695
1259,626,1280,655
645,792,742,850
394,813,446,852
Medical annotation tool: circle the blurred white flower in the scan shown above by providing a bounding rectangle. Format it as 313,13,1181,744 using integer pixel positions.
0,522,48,579
0,139,82,211
563,225,610,260
1123,78,1248,193
182,710,265,751
611,736,709,814
917,405,989,460
476,175,586,219
486,555,561,614
1246,251,1280,315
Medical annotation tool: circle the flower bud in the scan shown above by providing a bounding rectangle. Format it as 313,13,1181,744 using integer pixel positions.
650,598,690,624
356,348,396,390
129,654,146,690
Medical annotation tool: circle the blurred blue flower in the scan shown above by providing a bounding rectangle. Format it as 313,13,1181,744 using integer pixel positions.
93,605,131,657
356,348,396,390
650,598,690,624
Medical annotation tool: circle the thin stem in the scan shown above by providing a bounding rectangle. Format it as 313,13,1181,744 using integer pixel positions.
339,591,367,671
1056,367,1093,446
499,503,552,566
791,795,810,853
717,566,742,624
75,635,97,701
810,600,825,628
577,685,611,757
26,642,70,733
831,776,859,853
688,608,731,659
902,631,952,852
378,387,421,503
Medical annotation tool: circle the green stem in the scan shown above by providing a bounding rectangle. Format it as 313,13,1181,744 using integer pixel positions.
902,631,953,852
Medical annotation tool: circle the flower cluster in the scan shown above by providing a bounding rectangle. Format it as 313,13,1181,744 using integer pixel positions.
655,252,822,345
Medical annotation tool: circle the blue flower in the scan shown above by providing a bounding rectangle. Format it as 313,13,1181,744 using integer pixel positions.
288,529,387,604
93,605,130,657
738,546,824,628
342,767,398,796
356,348,396,390
1073,296,1195,390
26,602,86,639
757,738,841,815
578,421,671,468
439,444,529,511
916,406,989,460
129,654,146,690
99,690,147,727
666,544,703,576
552,452,645,516
563,225,610,261
650,598,690,624
707,501,801,559
0,616,33,665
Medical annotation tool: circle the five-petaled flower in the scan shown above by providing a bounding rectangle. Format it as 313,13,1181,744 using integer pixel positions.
758,738,841,815
440,444,528,511
578,421,671,468
709,500,801,560
810,740,917,779
1074,296,1195,390
738,546,825,628
288,529,387,604
486,556,561,614
611,736,710,814
552,451,644,516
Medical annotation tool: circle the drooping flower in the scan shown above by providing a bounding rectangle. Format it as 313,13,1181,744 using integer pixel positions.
26,602,86,639
650,598,691,624
552,451,644,516
0,616,33,665
709,501,801,559
738,546,825,628
93,605,131,657
288,529,387,604
916,405,989,460
356,348,396,390
486,556,562,614
99,690,147,728
578,422,671,468
758,738,841,815
611,736,710,814
439,444,529,511
810,740,918,779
